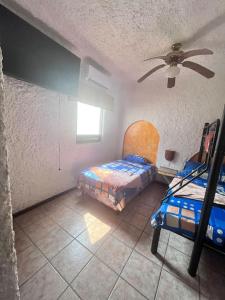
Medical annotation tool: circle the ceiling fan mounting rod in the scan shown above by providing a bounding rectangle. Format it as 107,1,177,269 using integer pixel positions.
171,43,182,51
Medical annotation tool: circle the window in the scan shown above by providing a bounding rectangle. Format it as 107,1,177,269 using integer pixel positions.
76,102,103,143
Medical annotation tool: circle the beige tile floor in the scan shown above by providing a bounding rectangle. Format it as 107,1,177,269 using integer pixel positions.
14,182,225,300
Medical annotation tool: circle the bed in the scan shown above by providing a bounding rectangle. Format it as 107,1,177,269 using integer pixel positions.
78,120,160,211
78,157,156,211
151,114,225,276
151,166,225,249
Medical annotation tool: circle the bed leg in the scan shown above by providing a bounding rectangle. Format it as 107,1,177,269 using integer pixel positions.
151,227,161,254
188,238,203,277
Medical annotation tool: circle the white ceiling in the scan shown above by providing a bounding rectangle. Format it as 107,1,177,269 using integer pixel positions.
3,0,225,82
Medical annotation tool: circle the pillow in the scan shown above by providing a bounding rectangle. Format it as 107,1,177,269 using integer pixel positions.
176,160,207,179
182,160,210,180
182,160,225,183
183,161,202,171
123,154,151,165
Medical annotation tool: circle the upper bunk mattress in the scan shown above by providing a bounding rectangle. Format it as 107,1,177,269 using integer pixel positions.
78,159,156,211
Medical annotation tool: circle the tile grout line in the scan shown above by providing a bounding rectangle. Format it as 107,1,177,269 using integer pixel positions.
15,184,165,299
56,286,81,300
23,224,75,261
18,225,84,300
15,185,157,250
39,204,98,239
166,234,201,297
108,205,167,299
37,212,102,299
15,227,51,287
17,222,75,290
106,212,154,300
67,257,94,299
64,208,150,298
154,234,201,299
165,237,201,295
19,193,153,284
134,234,169,265
64,220,123,298
16,207,108,298
67,224,124,298
153,234,170,300
161,268,201,299
19,261,49,288
52,215,125,295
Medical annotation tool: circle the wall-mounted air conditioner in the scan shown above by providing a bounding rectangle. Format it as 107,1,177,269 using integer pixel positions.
86,65,111,90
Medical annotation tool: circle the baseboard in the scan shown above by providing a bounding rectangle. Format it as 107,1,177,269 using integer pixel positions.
13,186,77,217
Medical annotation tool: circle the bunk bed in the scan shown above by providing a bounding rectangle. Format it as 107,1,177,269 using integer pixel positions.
151,107,225,277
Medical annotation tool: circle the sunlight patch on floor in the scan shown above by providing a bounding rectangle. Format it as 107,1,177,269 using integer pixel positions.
84,213,111,244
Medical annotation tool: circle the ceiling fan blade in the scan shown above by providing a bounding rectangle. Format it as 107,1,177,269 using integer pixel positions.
137,64,166,83
181,48,213,61
167,77,176,88
144,56,166,62
182,61,215,78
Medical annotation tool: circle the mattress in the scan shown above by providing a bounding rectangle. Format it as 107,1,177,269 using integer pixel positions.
151,194,225,248
151,167,225,249
169,177,225,206
78,159,156,211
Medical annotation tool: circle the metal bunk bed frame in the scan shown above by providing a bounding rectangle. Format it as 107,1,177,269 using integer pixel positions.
151,106,225,277
162,119,220,202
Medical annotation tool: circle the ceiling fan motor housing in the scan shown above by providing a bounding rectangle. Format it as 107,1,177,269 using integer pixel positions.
166,51,184,65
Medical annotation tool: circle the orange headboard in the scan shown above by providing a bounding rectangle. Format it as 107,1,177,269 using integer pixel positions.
123,120,160,165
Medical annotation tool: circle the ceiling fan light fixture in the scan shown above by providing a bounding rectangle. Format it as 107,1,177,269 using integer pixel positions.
165,65,180,78
137,44,214,86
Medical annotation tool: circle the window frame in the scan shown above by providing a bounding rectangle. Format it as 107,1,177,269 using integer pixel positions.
76,102,103,144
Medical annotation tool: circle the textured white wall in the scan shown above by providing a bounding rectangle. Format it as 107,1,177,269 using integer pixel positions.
0,50,19,300
120,72,225,171
4,76,123,213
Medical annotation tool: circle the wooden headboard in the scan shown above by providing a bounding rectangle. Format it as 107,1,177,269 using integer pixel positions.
123,120,160,165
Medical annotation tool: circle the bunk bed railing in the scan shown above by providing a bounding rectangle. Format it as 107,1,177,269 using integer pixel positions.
161,119,220,202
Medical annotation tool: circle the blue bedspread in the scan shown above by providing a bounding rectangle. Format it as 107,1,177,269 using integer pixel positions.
151,164,225,249
78,159,156,211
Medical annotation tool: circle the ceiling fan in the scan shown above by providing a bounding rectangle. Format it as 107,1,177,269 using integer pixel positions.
137,43,215,88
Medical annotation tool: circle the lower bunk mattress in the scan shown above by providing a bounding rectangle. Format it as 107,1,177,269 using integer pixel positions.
151,178,225,249
78,159,156,211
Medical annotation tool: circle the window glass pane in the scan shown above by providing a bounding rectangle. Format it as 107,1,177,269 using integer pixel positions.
77,102,101,135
